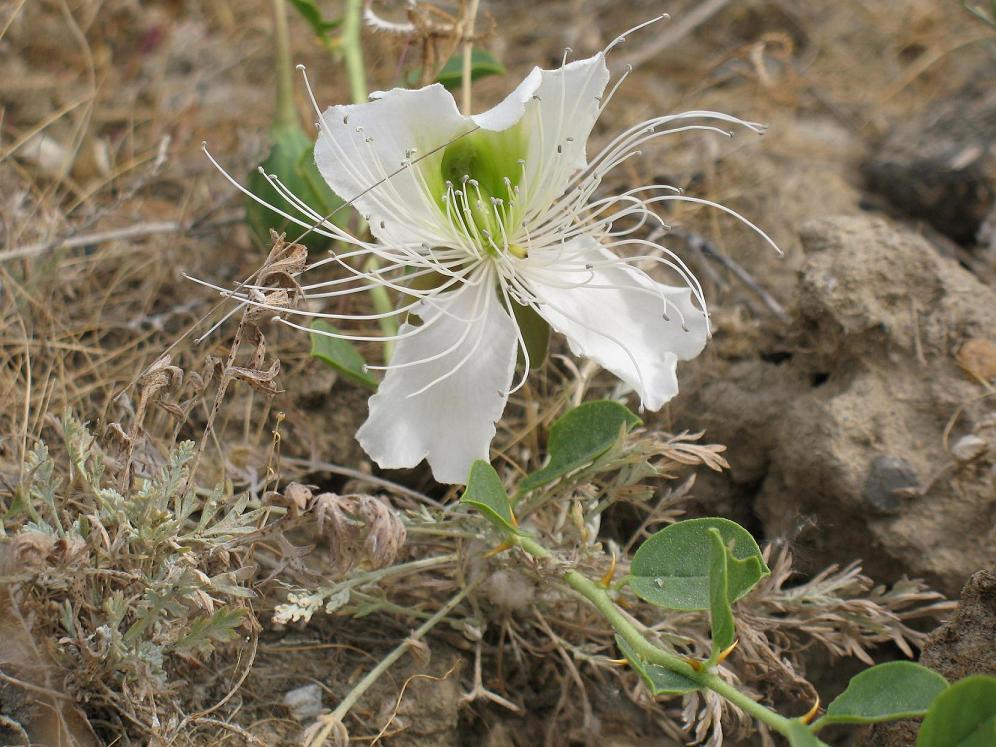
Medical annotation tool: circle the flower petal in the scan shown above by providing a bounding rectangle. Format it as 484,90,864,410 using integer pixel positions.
356,267,517,484
475,53,610,210
315,84,469,246
524,236,708,410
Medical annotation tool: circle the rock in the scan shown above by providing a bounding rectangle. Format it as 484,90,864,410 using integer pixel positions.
921,566,996,680
863,76,996,246
950,434,989,463
283,683,324,722
684,215,996,594
861,455,919,515
858,566,996,745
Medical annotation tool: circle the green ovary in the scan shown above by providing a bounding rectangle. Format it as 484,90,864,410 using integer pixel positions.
437,126,527,252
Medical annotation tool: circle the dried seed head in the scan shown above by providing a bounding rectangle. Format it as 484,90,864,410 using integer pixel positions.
313,493,406,572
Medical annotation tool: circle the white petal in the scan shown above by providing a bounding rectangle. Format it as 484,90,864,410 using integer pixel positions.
524,236,708,410
475,54,610,210
315,84,468,246
356,267,517,484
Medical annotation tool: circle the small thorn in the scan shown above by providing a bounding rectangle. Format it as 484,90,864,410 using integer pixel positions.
800,696,821,725
683,656,703,672
607,657,629,667
716,639,739,664
484,539,514,558
599,549,618,587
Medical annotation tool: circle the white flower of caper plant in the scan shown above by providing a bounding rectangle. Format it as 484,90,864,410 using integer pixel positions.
201,22,776,484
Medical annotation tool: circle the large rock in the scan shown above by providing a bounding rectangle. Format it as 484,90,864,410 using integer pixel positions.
863,77,996,246
688,215,995,594
859,565,996,745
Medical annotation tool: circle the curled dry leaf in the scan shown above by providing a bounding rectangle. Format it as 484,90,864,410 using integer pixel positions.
138,354,184,399
260,232,308,289
226,358,282,395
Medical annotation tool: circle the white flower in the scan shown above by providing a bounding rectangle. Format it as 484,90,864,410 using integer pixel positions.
202,24,775,484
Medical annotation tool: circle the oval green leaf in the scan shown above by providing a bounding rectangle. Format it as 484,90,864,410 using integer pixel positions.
628,518,769,611
460,460,517,531
615,635,699,695
518,401,640,494
309,320,378,390
247,125,348,252
810,661,948,731
917,675,996,747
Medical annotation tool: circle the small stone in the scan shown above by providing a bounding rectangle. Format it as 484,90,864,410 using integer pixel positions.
951,435,989,462
283,683,323,722
862,455,919,514
956,339,996,383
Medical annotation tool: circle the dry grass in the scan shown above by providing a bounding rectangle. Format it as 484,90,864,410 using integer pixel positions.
1,0,988,744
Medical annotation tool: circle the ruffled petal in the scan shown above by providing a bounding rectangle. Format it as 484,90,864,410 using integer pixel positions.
315,55,609,248
315,84,469,246
356,267,518,484
474,53,610,211
523,236,708,410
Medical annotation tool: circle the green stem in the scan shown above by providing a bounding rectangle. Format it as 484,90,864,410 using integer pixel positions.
513,532,796,738
460,0,481,114
341,552,458,591
341,0,367,106
339,0,398,356
271,0,298,131
330,581,475,720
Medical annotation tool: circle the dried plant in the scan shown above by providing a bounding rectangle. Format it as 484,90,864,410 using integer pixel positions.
0,412,271,742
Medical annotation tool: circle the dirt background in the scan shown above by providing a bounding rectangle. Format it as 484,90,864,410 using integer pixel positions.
2,0,995,745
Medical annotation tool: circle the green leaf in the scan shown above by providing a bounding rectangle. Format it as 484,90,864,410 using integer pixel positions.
628,518,769,611
460,460,517,531
435,49,506,90
289,0,342,40
246,124,349,252
785,720,830,747
309,320,378,390
175,607,249,656
917,675,996,747
810,661,948,731
518,401,641,493
615,635,699,695
509,301,550,370
436,49,506,88
707,528,736,660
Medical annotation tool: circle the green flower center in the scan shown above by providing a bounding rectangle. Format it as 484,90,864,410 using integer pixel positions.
436,126,528,255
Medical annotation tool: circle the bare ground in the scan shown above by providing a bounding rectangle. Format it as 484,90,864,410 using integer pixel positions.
2,1,994,745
